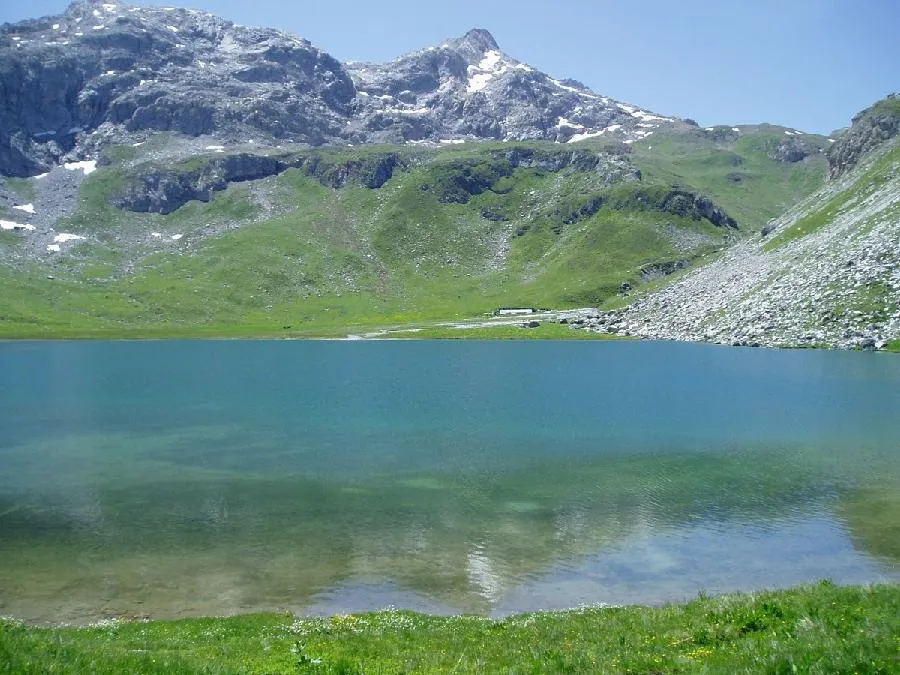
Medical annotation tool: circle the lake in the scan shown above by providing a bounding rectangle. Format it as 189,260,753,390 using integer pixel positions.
0,340,897,624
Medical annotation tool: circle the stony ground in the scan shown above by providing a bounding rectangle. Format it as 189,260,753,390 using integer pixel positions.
565,140,900,350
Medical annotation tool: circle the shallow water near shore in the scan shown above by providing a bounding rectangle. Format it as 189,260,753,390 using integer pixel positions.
0,340,897,624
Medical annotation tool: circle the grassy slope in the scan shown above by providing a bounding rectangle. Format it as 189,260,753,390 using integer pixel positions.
1,583,896,674
0,131,827,338
626,125,828,231
764,142,899,250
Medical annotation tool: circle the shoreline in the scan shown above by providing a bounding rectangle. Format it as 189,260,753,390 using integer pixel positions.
0,330,897,351
2,582,896,673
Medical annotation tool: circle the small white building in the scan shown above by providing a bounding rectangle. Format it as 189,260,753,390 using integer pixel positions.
496,308,535,316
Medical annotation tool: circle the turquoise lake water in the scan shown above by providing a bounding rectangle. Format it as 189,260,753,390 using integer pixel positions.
0,340,897,623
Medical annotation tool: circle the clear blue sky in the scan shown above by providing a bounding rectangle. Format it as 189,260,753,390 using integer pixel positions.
3,0,897,135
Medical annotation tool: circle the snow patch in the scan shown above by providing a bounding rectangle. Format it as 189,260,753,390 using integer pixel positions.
92,9,102,18
732,127,740,132
567,131,606,143
556,116,585,130
34,172,50,180
13,204,35,214
167,26,178,33
47,244,61,252
631,110,668,122
171,234,183,241
387,107,429,115
53,233,86,244
550,78,599,100
102,4,117,11
52,24,60,30
64,160,97,175
467,50,509,94
205,145,225,152
1,220,35,231
33,130,56,138
439,139,466,145
92,25,106,30
151,232,162,238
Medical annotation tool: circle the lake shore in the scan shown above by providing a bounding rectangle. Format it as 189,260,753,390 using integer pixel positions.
0,310,897,350
2,582,896,673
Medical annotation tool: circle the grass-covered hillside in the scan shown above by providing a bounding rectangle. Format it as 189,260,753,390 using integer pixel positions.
0,126,828,338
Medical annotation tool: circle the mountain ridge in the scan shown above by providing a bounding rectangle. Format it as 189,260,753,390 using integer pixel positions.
2,0,691,177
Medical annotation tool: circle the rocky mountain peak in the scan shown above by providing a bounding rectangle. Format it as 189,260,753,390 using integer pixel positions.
445,28,500,63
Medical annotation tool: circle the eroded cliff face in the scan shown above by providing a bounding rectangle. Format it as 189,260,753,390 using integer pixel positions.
827,94,900,178
0,1,680,177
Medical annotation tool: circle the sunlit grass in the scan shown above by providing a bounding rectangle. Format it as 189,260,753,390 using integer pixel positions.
1,583,895,674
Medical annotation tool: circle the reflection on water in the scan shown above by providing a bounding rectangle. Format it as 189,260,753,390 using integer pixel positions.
0,341,897,624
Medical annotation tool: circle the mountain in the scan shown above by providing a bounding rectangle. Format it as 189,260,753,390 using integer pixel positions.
0,0,678,178
582,95,900,350
0,0,850,341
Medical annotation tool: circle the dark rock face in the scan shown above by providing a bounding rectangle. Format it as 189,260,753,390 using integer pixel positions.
827,94,900,177
420,147,639,206
608,187,738,229
640,259,690,282
110,151,404,213
0,2,681,177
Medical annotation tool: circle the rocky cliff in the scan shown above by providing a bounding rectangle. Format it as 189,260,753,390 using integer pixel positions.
826,94,900,178
0,0,680,177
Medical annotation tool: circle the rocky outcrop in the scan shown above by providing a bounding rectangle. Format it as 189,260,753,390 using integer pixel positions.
421,147,640,205
827,94,900,177
640,260,690,282
769,137,821,163
0,1,681,177
606,187,738,229
110,151,405,213
574,139,900,350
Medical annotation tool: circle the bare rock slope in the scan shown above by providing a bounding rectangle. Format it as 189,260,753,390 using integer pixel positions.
580,124,900,350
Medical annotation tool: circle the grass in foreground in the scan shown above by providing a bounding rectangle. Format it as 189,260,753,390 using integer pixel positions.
1,583,896,674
